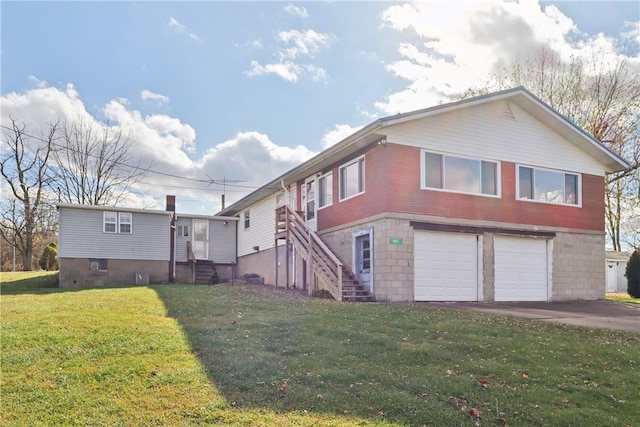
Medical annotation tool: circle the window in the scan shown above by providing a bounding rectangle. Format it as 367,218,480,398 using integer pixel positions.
119,212,132,234
339,157,364,200
103,211,133,234
517,165,580,205
103,212,117,233
422,151,499,196
244,211,250,229
318,172,333,208
89,259,108,271
177,225,189,237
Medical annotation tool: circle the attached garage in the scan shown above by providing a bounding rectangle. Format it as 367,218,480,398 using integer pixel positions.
414,231,480,301
494,236,550,301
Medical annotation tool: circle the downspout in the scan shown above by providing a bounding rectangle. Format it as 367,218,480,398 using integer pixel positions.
166,195,176,283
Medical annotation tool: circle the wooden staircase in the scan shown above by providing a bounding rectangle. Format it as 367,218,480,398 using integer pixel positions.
276,205,374,302
194,261,218,285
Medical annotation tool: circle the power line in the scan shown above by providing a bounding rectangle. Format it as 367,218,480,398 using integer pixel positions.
0,123,262,190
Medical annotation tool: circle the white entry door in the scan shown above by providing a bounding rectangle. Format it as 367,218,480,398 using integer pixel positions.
193,219,209,260
414,231,479,301
355,233,372,292
303,176,317,232
494,237,549,301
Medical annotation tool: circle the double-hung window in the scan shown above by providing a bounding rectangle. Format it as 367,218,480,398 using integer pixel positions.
103,211,133,234
422,151,499,196
517,165,580,206
318,172,333,208
119,213,132,234
244,211,250,229
103,212,117,233
339,157,364,200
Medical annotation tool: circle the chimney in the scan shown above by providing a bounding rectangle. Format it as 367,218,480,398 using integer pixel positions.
166,195,176,212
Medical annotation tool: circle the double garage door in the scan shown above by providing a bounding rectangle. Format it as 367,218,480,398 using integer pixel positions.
414,231,550,302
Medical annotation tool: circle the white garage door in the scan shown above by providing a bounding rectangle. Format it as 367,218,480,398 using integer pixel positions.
494,237,549,301
414,231,479,301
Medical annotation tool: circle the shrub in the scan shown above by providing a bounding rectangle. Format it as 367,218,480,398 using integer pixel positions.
626,251,640,298
39,242,58,271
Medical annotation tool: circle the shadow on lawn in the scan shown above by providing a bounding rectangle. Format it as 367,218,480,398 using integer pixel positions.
0,273,61,295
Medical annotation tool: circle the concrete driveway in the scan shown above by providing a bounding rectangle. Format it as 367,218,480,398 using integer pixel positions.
423,300,640,332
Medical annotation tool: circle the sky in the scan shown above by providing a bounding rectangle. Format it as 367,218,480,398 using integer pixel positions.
1,0,639,215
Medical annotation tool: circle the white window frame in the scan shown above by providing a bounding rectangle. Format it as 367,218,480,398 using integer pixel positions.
339,156,365,201
103,211,133,234
244,210,250,229
318,171,333,209
177,225,189,237
516,164,582,207
118,212,132,234
103,212,117,233
420,150,501,198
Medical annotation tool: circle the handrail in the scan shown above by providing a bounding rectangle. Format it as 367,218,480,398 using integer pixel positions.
277,205,343,301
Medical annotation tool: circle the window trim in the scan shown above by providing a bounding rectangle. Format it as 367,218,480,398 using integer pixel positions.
177,225,189,237
516,164,582,207
103,212,117,233
243,210,250,229
89,258,108,271
318,171,333,209
420,150,501,198
339,156,365,201
118,212,132,234
103,211,133,234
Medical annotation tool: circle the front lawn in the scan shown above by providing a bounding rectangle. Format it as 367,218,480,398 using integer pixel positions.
2,278,638,426
606,292,640,304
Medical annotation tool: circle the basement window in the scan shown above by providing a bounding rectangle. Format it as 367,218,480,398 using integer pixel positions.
89,259,108,271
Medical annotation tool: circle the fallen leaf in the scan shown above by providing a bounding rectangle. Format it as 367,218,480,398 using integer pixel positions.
522,373,529,379
469,408,481,418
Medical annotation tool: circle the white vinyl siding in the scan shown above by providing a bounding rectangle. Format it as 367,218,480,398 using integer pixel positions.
58,207,170,261
174,217,237,264
384,100,605,176
237,196,278,257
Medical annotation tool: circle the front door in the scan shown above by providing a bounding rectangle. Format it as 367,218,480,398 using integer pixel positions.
193,219,209,260
303,176,317,232
355,233,372,292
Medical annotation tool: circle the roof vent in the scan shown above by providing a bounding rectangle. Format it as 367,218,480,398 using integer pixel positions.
502,102,516,121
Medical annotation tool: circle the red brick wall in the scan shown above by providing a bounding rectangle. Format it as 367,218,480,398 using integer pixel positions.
316,143,605,232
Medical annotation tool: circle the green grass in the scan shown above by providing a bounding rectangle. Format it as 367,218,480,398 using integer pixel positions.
2,275,639,426
606,292,640,304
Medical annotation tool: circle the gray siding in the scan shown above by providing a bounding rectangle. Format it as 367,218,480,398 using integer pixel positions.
175,216,237,263
58,206,171,261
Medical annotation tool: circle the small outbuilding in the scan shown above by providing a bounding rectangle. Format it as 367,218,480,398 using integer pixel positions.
605,251,631,293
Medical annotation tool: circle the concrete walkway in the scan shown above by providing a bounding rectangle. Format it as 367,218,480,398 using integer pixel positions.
422,300,640,332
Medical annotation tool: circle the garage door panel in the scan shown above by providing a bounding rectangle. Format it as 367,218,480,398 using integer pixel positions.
495,237,549,302
414,232,478,301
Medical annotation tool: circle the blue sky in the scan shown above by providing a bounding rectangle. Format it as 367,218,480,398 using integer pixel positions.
2,1,639,214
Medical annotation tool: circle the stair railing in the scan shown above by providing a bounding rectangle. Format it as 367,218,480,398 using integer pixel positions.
277,205,343,301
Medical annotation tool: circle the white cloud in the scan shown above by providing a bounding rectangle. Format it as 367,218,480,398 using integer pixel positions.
1,82,316,212
246,60,301,82
376,0,636,114
141,90,169,104
284,3,309,18
168,17,200,42
321,124,363,149
246,29,330,83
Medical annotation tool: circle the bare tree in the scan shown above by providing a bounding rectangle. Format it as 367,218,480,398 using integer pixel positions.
0,117,59,270
52,117,148,206
462,46,640,250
